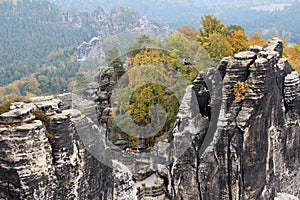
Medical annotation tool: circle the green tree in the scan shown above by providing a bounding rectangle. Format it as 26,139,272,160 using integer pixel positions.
106,47,120,65
198,15,248,59
203,33,233,59
199,14,227,39
166,32,192,57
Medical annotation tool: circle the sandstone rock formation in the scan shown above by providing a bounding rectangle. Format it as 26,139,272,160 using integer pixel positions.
0,97,113,199
166,38,300,199
76,8,171,62
0,38,299,200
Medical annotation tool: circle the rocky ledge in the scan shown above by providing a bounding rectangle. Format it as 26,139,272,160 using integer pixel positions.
0,96,113,199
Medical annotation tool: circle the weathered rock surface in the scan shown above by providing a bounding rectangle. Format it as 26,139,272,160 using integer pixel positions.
167,38,300,199
0,120,57,199
112,160,136,200
1,38,299,200
0,98,113,199
0,103,36,124
76,9,171,62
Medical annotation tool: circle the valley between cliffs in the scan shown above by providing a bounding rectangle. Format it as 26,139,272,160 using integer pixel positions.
0,38,299,200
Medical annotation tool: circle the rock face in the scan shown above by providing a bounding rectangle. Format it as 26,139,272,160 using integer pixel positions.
0,98,113,199
0,38,299,200
112,160,136,200
77,37,106,62
0,120,57,199
76,8,171,62
167,38,300,199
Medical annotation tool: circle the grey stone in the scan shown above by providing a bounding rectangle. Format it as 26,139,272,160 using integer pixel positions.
234,51,256,60
167,39,300,199
248,45,264,53
0,103,36,124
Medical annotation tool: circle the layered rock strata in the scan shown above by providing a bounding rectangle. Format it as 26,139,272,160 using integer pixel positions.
167,38,300,199
1,38,299,200
0,97,113,199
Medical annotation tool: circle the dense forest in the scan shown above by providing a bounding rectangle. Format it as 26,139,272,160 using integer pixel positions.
49,0,300,42
0,0,141,102
241,3,300,42
0,0,299,106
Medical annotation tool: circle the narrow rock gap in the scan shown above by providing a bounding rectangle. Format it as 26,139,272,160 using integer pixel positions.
192,73,211,119
246,57,256,80
239,130,244,200
168,163,176,198
192,138,202,200
227,133,234,200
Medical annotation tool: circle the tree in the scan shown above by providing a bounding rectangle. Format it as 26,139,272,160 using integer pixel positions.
285,43,300,75
199,14,227,39
198,15,249,59
106,47,120,65
228,29,249,54
248,32,268,47
177,26,199,41
166,32,192,57
127,35,161,58
21,77,41,96
203,33,233,59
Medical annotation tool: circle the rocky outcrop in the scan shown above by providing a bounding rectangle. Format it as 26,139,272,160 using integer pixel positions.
76,8,171,62
0,97,113,199
77,37,106,62
167,38,300,199
0,120,57,199
1,38,299,200
112,160,136,200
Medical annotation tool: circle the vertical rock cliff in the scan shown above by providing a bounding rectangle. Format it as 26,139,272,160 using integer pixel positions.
168,38,300,199
0,38,299,200
0,99,113,199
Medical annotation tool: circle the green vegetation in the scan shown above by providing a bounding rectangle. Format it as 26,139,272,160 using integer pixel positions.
110,33,204,150
33,109,55,145
0,97,31,115
1,0,299,151
0,0,99,86
197,15,249,60
0,0,142,102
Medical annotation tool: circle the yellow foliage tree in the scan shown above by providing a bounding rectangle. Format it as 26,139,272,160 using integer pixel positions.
198,15,249,59
285,43,300,75
248,32,268,47
228,29,249,54
202,32,233,59
234,81,249,101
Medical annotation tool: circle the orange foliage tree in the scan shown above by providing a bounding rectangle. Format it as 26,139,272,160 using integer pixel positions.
285,43,300,75
177,26,199,41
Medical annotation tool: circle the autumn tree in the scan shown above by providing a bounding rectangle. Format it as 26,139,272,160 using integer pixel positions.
20,77,41,96
203,33,233,59
248,32,268,47
198,15,249,59
199,14,227,39
228,29,249,54
285,43,300,75
177,26,199,41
